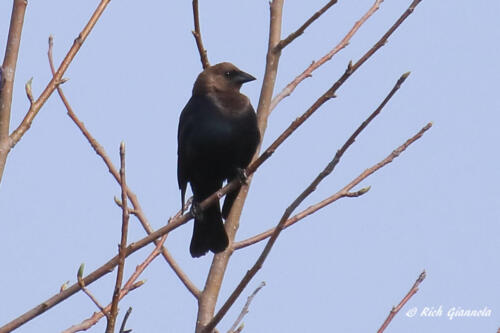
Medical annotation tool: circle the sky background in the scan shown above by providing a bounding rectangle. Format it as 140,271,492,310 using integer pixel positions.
1,0,499,332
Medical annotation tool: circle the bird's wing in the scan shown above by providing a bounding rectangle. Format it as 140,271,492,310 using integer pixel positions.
177,98,194,209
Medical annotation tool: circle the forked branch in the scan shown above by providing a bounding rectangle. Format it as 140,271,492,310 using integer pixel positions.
275,0,339,51
106,142,130,333
234,71,411,250
271,0,384,111
47,36,200,299
205,122,432,332
9,0,112,148
63,236,166,333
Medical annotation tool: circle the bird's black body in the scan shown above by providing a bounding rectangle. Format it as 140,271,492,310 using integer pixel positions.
177,63,260,257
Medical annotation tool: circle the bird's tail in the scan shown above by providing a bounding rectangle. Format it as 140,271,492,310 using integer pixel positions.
190,203,229,258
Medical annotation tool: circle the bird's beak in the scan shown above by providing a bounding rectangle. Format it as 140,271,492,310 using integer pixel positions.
234,70,256,84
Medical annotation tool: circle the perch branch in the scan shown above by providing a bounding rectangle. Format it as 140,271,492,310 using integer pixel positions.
0,0,27,183
377,270,426,333
205,122,431,332
271,0,382,111
234,71,411,250
192,0,210,69
275,0,338,51
106,142,130,333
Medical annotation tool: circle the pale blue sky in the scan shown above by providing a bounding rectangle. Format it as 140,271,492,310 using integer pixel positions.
1,1,499,332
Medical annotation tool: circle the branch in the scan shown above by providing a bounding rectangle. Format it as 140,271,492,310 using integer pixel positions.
377,270,426,333
77,264,108,318
62,236,166,333
234,71,411,250
119,307,133,333
270,0,384,111
9,0,112,148
227,282,265,333
250,0,423,178
205,122,432,332
47,36,200,299
192,0,210,69
275,0,338,51
0,0,27,183
237,123,431,249
106,142,130,333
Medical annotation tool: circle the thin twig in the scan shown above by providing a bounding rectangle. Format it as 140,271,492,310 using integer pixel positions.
63,236,166,333
47,37,200,299
9,0,112,148
227,282,266,333
275,0,338,51
76,264,108,318
192,0,210,69
106,143,130,333
0,0,28,183
234,71,411,250
377,270,426,333
237,123,431,249
119,307,133,333
249,0,423,178
270,0,384,111
205,122,432,332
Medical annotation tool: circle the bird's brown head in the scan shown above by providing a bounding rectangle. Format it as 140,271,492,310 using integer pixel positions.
193,62,256,96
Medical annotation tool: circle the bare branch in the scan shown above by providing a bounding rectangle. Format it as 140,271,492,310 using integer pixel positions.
250,0,423,177
275,0,338,51
235,71,411,249
377,270,426,333
62,236,166,333
76,264,108,318
47,36,200,299
192,0,210,69
205,122,432,332
0,0,27,183
236,123,431,249
106,143,130,333
9,0,112,148
271,0,384,110
227,282,266,333
119,307,133,333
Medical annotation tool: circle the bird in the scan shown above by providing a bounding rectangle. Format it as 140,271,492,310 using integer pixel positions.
177,62,261,257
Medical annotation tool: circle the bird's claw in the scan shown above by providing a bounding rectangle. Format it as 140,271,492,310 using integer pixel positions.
236,168,248,185
190,202,203,220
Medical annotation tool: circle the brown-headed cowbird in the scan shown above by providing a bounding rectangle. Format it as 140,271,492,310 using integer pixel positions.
178,62,260,257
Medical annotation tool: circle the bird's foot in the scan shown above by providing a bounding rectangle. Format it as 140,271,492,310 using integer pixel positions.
190,202,203,220
236,168,248,185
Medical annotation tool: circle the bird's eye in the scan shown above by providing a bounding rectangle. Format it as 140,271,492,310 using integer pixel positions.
224,71,232,79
